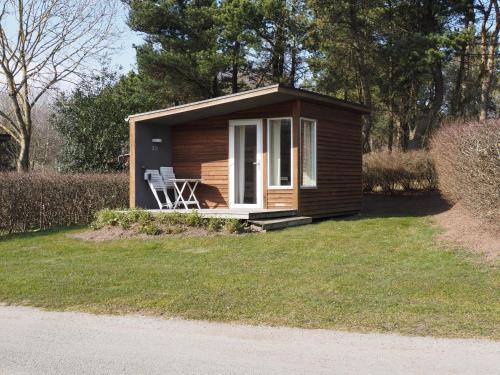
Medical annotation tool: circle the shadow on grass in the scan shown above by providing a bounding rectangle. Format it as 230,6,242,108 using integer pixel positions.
0,225,85,242
358,192,451,219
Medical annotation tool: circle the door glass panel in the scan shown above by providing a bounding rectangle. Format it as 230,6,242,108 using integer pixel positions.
234,125,257,204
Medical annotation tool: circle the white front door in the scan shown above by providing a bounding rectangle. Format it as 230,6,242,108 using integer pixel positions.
229,119,263,208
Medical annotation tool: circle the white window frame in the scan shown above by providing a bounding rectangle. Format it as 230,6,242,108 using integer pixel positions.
300,117,317,189
267,117,293,190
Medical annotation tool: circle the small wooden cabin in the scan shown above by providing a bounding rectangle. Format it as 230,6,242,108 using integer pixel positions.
128,84,369,219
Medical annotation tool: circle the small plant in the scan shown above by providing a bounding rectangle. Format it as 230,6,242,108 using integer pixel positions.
224,219,246,234
185,211,205,228
156,212,186,226
163,226,185,235
127,209,153,225
206,217,225,232
139,222,162,235
91,209,121,229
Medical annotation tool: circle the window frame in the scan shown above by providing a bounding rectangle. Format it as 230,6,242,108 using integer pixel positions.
300,117,317,189
266,117,294,190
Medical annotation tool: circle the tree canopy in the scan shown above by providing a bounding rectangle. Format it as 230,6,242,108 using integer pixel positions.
45,0,499,171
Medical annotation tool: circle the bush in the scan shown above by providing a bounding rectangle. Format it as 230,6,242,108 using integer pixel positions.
138,221,162,236
91,209,151,230
91,209,248,235
0,172,128,234
224,219,247,234
430,119,499,223
363,150,437,193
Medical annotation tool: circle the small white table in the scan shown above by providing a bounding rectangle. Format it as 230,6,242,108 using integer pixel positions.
170,178,202,209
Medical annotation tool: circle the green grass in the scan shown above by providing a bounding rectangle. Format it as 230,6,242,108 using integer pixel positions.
0,215,498,339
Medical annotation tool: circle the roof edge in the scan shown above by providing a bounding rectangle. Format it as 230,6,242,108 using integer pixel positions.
126,84,280,122
126,84,370,123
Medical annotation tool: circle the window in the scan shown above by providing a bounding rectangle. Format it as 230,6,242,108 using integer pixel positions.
301,118,317,187
268,118,292,187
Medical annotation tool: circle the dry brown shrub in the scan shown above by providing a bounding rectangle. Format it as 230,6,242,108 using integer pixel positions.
430,119,499,223
0,172,128,234
363,150,437,193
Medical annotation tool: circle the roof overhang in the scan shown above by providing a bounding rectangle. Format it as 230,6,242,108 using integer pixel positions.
127,84,370,125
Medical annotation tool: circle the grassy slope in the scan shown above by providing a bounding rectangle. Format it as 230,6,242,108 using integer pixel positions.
0,216,498,339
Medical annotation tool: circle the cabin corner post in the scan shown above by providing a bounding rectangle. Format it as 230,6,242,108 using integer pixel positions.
292,100,301,211
129,119,136,209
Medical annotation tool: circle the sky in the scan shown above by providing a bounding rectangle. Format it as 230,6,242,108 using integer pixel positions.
109,6,144,73
1,3,144,91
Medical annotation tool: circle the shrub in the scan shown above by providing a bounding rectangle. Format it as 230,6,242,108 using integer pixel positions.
92,209,152,230
224,219,246,234
0,172,128,234
138,221,162,236
430,119,499,223
206,218,226,232
184,211,205,227
363,150,437,193
90,209,248,235
156,212,186,226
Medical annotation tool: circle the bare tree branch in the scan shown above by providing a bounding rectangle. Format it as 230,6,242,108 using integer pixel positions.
0,0,118,171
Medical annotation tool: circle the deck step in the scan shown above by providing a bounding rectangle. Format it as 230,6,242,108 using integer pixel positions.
249,216,312,231
247,210,297,220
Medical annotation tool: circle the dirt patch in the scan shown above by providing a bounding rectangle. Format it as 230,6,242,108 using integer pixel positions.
433,203,499,261
69,225,227,242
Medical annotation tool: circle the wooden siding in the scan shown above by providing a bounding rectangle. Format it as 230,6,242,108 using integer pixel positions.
170,101,296,209
298,100,363,217
267,189,294,208
172,120,229,208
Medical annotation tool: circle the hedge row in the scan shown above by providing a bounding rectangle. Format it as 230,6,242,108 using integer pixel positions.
363,150,437,193
0,172,128,234
430,119,499,223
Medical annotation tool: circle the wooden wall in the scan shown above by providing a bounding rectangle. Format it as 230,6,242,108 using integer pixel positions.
298,101,363,217
170,101,295,209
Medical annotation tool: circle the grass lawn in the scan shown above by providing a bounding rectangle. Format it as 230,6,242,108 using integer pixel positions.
0,214,498,339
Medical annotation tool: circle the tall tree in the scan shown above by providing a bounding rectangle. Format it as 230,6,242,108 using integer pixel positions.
125,0,226,103
218,0,258,93
477,0,500,120
0,0,117,171
309,0,380,152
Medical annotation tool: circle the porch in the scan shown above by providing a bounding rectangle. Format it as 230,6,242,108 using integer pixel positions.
146,207,313,231
146,208,297,220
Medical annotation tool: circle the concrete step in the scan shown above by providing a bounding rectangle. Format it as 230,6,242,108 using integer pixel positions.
247,210,297,220
249,216,312,231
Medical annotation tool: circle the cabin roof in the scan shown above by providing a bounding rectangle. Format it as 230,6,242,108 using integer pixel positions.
127,84,370,125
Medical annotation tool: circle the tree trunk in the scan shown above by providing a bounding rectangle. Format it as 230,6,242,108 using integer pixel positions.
409,60,444,149
231,41,240,94
479,0,499,121
16,135,30,172
388,102,394,152
451,0,474,117
290,44,297,88
348,2,373,153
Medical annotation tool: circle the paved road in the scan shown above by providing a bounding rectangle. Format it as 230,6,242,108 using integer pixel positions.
0,306,498,375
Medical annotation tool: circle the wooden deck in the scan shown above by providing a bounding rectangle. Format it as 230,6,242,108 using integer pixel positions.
147,208,297,220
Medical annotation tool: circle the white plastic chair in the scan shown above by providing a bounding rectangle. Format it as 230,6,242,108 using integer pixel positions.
160,166,178,202
144,169,173,209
